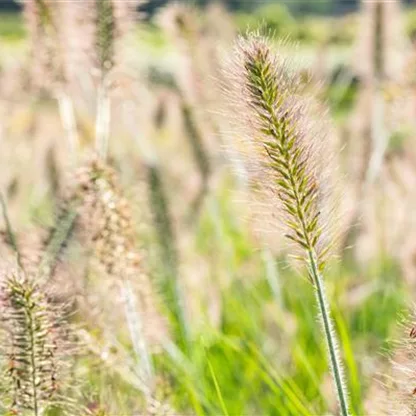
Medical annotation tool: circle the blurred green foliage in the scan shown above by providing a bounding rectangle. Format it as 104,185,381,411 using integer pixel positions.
154,189,408,415
0,12,25,41
406,7,416,39
234,3,357,45
4,4,416,47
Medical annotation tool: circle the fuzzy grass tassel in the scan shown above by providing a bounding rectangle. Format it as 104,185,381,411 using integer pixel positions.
227,32,350,416
0,270,75,415
88,0,143,159
70,158,165,345
73,158,143,279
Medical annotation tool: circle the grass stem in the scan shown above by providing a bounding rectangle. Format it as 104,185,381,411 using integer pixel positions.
95,83,111,161
308,250,350,416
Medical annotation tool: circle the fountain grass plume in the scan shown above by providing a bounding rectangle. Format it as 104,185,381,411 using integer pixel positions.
70,157,166,345
227,32,350,415
228,33,337,272
38,156,166,346
72,158,143,278
87,0,144,160
0,269,76,415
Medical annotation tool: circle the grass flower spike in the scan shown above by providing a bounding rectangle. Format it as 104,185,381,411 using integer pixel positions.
0,270,74,415
90,0,142,160
228,33,350,415
65,158,165,345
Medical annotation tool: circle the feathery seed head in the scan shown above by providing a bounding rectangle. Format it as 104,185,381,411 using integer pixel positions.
0,269,74,414
72,158,139,276
62,157,167,345
89,0,142,82
228,33,350,415
228,33,336,273
63,0,142,87
95,0,116,77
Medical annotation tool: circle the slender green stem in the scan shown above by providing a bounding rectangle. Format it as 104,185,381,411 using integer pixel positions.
57,90,79,164
146,165,189,352
308,250,350,416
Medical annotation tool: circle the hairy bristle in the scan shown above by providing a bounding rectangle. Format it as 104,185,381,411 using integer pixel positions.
380,309,416,416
